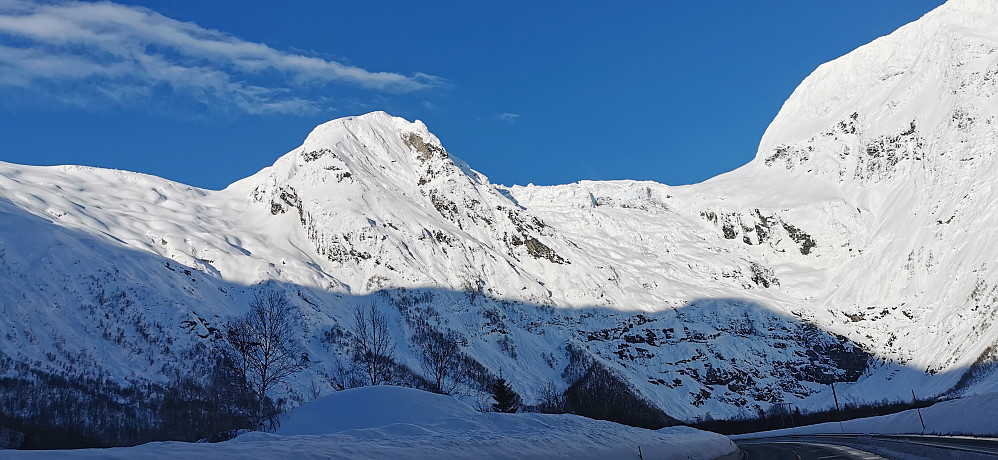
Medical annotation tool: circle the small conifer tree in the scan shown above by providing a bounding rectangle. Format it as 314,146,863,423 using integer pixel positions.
490,373,522,413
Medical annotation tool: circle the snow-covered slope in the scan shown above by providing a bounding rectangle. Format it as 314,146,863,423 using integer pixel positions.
0,387,737,459
737,391,998,438
510,0,998,405
1,0,997,432
717,0,998,384
744,0,998,380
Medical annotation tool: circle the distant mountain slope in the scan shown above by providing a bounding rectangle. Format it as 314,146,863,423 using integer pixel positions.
1,0,997,440
507,0,998,400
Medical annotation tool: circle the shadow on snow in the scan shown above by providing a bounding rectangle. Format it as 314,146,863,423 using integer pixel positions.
0,198,987,445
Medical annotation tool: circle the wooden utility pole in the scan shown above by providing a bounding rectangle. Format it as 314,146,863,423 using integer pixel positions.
776,402,796,432
912,389,926,431
832,382,844,433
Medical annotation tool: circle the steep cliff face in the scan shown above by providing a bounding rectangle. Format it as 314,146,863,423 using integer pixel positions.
1,0,997,429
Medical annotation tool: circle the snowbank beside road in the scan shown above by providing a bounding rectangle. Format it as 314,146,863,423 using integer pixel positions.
7,386,737,459
735,392,998,438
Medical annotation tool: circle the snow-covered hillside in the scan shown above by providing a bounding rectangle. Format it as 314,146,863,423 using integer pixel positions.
736,391,998,438
2,0,998,440
0,387,737,459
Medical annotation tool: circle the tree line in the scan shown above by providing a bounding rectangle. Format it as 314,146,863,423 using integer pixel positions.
0,288,533,448
2,286,705,449
689,396,939,435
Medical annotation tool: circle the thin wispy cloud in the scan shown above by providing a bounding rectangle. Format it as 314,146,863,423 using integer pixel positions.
0,0,441,115
496,113,520,123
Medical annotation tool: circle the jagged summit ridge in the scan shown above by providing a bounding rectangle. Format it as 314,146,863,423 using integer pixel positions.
228,111,478,201
224,111,591,304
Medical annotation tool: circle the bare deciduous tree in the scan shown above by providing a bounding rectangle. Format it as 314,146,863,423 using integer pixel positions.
351,303,396,386
537,381,567,414
415,328,464,394
227,290,309,427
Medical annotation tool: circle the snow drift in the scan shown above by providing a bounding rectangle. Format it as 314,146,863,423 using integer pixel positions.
0,387,737,459
736,391,998,438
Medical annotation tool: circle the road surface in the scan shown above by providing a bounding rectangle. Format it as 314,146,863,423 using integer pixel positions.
737,439,883,459
736,434,998,459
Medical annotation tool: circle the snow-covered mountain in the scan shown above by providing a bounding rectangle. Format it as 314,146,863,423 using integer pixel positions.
2,0,998,434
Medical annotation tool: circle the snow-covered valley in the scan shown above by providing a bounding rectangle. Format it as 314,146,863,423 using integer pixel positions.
3,0,998,452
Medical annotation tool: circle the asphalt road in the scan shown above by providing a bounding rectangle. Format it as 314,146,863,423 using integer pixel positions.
737,434,998,459
737,439,885,459
813,433,998,456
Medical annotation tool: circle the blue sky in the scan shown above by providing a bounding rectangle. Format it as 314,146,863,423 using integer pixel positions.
0,0,946,190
